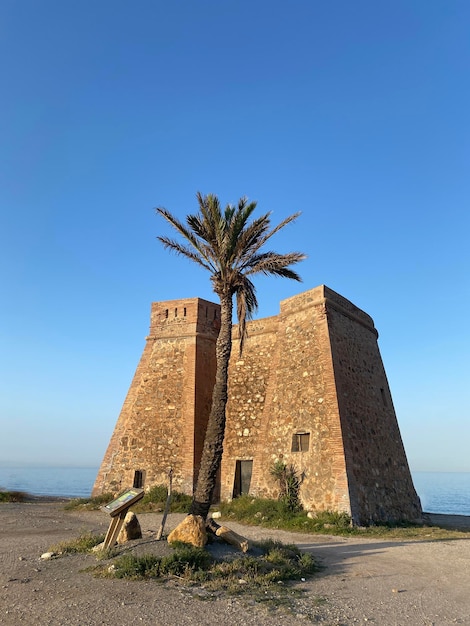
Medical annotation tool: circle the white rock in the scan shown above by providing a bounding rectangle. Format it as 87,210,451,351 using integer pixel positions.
92,542,105,552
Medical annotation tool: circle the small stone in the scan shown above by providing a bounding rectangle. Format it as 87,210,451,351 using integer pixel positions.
40,552,56,560
211,511,222,519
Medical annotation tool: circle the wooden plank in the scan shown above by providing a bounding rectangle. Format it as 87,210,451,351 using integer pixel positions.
103,510,127,549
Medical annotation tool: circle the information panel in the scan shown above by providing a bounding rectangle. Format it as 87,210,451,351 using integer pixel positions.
101,488,144,517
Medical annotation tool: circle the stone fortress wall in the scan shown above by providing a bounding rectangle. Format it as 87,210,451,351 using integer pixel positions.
93,285,422,525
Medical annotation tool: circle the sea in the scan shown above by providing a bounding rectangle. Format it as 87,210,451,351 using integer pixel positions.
0,467,469,516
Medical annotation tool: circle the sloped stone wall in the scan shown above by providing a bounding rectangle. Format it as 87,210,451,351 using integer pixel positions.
326,296,421,523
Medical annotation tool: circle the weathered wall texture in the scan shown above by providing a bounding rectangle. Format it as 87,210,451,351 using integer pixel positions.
93,285,422,525
92,298,219,496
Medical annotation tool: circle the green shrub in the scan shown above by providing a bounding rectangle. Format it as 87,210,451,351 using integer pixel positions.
219,495,354,533
270,460,302,512
159,544,212,575
49,531,105,554
169,490,193,512
64,493,114,510
111,544,212,579
102,538,318,599
134,485,192,513
111,553,162,578
306,509,352,530
0,490,27,502
219,494,295,524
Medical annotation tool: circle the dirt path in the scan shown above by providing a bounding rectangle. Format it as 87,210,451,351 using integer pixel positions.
0,503,469,625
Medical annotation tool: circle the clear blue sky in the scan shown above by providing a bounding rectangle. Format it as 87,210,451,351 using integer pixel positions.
0,1,468,473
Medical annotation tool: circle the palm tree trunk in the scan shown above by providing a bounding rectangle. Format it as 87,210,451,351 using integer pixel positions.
189,291,233,519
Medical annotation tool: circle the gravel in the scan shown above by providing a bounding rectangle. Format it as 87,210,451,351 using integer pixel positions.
1,502,469,625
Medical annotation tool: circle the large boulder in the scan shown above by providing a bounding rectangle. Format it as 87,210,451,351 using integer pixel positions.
116,511,142,544
167,514,207,547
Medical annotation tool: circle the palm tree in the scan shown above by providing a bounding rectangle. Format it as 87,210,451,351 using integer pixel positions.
157,192,306,520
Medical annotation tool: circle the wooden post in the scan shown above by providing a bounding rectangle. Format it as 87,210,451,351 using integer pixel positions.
103,510,127,550
156,468,173,540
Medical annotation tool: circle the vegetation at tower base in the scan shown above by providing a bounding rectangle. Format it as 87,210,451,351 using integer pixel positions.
157,192,306,522
270,460,302,512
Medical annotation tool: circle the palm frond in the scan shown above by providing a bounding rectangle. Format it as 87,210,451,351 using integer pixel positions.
185,213,221,267
206,194,226,254
244,251,306,281
157,208,203,253
194,193,221,252
239,212,302,264
226,199,258,264
232,212,272,266
157,236,213,272
157,206,220,270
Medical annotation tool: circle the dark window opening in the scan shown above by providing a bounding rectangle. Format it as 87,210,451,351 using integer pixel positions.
165,309,169,318
174,308,178,317
133,470,145,489
291,432,310,452
183,307,187,317
232,460,253,498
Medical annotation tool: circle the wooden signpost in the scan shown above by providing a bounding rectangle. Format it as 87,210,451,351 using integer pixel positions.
156,469,173,540
100,488,144,550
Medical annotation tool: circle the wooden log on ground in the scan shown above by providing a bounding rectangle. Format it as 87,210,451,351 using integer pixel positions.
206,518,251,553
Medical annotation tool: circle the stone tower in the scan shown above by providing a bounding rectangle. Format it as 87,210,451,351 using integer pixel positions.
93,285,422,525
92,297,220,497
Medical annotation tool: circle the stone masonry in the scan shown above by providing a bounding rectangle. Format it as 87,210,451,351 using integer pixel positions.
93,285,422,525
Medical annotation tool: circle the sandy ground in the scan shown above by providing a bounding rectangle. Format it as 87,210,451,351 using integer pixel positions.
0,502,469,626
